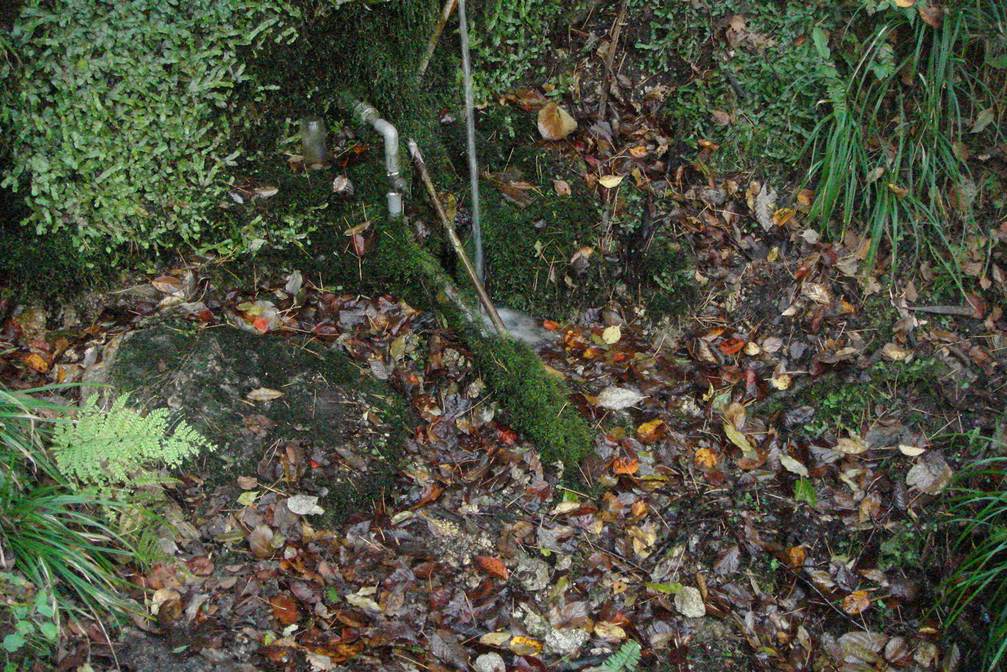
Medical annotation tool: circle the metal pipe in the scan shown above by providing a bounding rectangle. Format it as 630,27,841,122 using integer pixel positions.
349,99,405,220
457,0,484,282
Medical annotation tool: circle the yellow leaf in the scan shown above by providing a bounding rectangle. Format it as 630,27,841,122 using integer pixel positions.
895,0,914,6
509,635,543,656
479,632,511,647
723,421,757,458
594,621,627,640
598,174,624,189
23,352,50,373
602,324,621,344
636,418,665,443
694,448,718,469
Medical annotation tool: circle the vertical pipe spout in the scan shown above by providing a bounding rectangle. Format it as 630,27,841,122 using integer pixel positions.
348,99,404,220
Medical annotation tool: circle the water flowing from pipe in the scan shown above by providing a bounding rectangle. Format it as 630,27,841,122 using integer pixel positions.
457,0,483,282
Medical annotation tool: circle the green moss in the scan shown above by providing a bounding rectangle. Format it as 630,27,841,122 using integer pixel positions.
374,213,594,469
108,320,408,524
633,0,841,178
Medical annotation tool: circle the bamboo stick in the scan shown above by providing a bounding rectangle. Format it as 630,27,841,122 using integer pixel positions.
417,0,458,81
407,139,509,337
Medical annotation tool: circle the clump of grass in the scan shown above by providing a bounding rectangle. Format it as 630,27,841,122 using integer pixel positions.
0,386,140,660
944,452,1007,669
806,2,1006,282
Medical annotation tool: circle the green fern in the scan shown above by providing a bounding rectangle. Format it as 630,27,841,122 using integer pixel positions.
52,395,213,492
600,641,641,672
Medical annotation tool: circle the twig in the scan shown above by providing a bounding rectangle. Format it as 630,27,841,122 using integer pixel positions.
417,0,457,81
908,304,976,317
597,0,628,121
408,140,509,337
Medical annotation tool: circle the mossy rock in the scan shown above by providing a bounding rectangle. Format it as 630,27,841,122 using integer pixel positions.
104,320,409,524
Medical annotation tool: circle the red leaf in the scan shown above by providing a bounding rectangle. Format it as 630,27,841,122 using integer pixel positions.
252,316,270,333
269,594,301,625
475,555,509,580
718,338,746,356
612,456,639,475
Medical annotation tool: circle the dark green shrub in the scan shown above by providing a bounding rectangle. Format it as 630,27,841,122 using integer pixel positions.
0,0,299,259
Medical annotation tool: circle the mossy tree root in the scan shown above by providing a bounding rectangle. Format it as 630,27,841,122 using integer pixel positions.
376,214,594,470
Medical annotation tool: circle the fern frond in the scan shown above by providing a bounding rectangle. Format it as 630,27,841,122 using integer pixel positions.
600,640,641,672
51,394,213,492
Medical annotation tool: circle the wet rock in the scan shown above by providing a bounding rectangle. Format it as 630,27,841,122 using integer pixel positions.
474,652,506,672
119,630,256,672
545,627,589,657
101,319,409,524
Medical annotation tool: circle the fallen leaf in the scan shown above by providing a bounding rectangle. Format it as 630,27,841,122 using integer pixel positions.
723,422,757,459
537,102,577,141
898,444,926,457
780,454,809,477
599,174,624,189
595,386,645,410
270,594,301,625
475,556,509,580
247,524,275,559
247,387,284,402
906,452,953,494
287,495,325,516
843,590,871,616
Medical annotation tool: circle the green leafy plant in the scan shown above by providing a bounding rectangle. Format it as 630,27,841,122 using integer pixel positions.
599,640,641,671
635,0,840,176
470,0,570,101
0,386,139,662
0,576,59,658
944,452,1007,670
0,0,299,259
52,394,213,492
806,1,1006,280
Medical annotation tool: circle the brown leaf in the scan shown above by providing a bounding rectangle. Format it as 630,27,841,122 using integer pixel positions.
270,594,301,625
906,451,953,494
187,556,214,577
248,524,275,559
612,456,639,475
475,555,509,580
537,102,578,141
918,3,944,27
842,590,871,615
